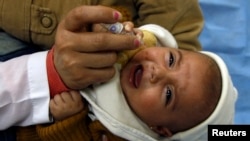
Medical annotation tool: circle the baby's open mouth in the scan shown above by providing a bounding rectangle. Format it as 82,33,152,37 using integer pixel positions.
133,65,143,88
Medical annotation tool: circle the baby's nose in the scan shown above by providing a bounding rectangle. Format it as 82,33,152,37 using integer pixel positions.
150,66,169,83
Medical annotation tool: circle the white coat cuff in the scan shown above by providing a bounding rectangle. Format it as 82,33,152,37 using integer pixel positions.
28,51,52,124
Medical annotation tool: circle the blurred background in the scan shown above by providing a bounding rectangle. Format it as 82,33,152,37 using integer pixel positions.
198,0,250,123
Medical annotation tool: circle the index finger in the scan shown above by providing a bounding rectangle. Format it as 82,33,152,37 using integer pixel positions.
68,32,142,52
64,5,122,31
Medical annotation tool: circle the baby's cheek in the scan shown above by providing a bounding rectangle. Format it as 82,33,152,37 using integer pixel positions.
131,92,162,124
139,89,161,107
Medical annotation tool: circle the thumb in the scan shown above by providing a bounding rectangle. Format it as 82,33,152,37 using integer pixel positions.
63,5,122,31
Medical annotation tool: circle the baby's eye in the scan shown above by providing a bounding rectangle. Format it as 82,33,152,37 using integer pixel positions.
165,87,172,105
169,52,174,67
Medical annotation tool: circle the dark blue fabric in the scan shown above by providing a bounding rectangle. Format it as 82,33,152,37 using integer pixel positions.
0,127,16,141
0,46,41,61
0,31,41,61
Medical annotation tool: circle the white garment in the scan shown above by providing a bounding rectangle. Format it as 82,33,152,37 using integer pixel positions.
81,64,161,141
0,51,51,130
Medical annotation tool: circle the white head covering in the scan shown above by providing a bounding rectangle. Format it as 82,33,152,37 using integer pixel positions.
81,24,238,141
169,51,238,141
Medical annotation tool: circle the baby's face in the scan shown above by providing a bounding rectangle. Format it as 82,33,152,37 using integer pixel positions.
120,47,212,132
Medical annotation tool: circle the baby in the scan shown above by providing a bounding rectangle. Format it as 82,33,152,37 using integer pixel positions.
45,24,238,141
78,24,238,141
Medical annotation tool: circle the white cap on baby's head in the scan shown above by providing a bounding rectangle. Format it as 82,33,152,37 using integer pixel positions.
167,51,238,141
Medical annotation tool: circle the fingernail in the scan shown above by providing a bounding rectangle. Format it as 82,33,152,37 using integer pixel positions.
124,24,132,31
137,34,144,45
136,34,143,42
134,38,142,48
113,11,122,21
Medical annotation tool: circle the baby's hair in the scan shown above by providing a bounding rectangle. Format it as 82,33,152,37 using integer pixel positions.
172,51,222,134
200,52,222,116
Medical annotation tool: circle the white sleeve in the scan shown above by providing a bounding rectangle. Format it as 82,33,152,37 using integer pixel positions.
0,51,52,130
138,24,178,48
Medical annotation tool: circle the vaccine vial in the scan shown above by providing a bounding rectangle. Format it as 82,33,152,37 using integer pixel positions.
101,22,124,34
101,22,134,35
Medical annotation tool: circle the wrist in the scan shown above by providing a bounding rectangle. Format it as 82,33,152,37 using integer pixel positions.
46,46,69,97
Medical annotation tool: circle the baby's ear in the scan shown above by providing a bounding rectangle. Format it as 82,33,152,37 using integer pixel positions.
151,126,173,137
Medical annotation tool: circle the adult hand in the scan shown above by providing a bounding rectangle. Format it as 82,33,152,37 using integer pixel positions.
53,5,141,89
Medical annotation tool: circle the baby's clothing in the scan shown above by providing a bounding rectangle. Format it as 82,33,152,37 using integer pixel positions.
81,64,160,141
